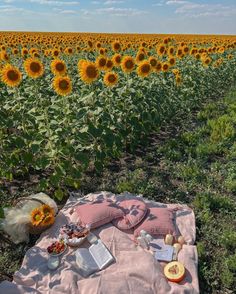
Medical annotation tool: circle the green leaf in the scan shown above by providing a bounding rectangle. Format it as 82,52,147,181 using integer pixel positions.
0,206,4,219
54,189,64,201
38,179,48,190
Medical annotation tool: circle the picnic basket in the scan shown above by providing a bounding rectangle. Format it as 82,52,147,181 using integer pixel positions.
13,197,57,235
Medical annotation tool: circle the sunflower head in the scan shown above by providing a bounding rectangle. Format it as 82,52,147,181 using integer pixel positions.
121,56,135,74
202,57,211,67
175,74,182,86
148,57,158,68
96,56,107,70
41,214,55,226
79,61,99,84
155,61,162,72
41,204,54,216
112,41,121,52
157,44,166,56
53,75,72,96
168,57,176,66
136,52,145,63
105,59,114,71
137,61,152,78
51,59,66,76
172,68,180,76
31,208,44,226
162,62,169,72
168,46,175,56
24,58,44,79
112,53,122,66
1,64,22,87
52,49,60,58
104,71,118,87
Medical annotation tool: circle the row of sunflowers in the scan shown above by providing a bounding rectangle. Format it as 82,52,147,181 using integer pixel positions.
0,32,235,198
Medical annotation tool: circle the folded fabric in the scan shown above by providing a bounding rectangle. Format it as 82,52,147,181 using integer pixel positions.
75,199,124,229
134,207,177,237
112,199,148,230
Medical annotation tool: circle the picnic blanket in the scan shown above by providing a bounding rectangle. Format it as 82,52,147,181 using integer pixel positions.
0,192,199,294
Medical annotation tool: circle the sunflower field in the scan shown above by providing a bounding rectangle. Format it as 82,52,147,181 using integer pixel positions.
0,32,236,200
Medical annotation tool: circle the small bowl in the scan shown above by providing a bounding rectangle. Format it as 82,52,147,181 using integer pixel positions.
47,241,67,257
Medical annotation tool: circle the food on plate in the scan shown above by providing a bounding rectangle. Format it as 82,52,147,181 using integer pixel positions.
47,240,66,255
59,223,89,239
164,261,185,283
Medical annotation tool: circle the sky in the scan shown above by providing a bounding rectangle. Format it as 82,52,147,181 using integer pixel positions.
0,0,235,34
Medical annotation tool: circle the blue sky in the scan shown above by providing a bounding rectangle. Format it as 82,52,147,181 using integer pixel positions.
0,0,235,34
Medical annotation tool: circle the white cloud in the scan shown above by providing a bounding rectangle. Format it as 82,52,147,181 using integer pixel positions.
166,0,189,5
28,0,79,6
152,1,165,7
59,9,77,14
104,1,124,5
174,2,236,18
96,7,147,16
3,0,15,3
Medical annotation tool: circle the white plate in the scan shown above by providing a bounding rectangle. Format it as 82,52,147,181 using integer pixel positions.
48,243,67,257
61,235,87,247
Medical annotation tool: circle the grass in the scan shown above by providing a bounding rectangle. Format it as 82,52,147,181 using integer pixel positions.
1,87,236,293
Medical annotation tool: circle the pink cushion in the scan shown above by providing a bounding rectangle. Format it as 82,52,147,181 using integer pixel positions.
112,199,148,230
134,207,176,237
75,200,124,229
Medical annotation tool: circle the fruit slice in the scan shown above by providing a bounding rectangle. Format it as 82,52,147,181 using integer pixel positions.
164,261,185,283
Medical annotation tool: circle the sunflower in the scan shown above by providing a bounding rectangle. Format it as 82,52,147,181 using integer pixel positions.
175,74,182,86
79,61,99,84
96,42,102,49
172,69,180,76
135,51,145,63
88,40,93,48
41,204,54,216
121,56,135,73
104,72,118,87
1,64,22,87
0,51,9,62
105,59,114,71
182,46,189,54
52,48,60,58
202,57,211,67
65,47,73,55
195,53,201,60
21,47,28,56
176,48,183,58
112,53,122,66
168,46,175,56
24,58,44,79
51,59,66,76
31,208,44,226
168,57,176,67
53,76,72,96
99,48,105,55
12,48,18,55
112,41,121,52
41,214,55,226
155,61,162,72
96,55,107,71
157,44,166,56
162,62,169,72
148,57,158,68
137,61,152,78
